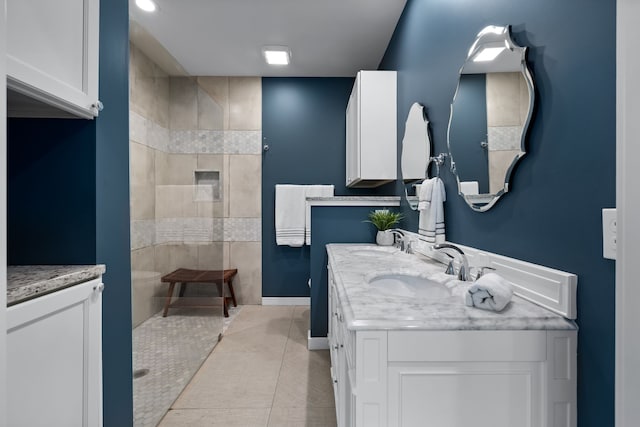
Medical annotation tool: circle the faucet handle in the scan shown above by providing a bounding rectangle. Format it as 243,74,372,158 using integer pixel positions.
444,260,456,276
405,239,415,254
473,266,496,280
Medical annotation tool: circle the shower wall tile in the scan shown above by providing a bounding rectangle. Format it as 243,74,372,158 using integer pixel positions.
131,219,156,250
229,155,261,218
131,269,164,328
197,77,230,130
230,77,262,131
169,77,198,130
196,154,227,218
155,218,224,245
229,241,262,304
148,120,170,152
130,44,170,127
155,153,197,186
197,86,225,130
130,60,263,311
154,244,199,277
488,126,522,151
223,218,261,242
130,111,147,145
153,71,170,128
196,242,226,271
488,149,520,194
486,72,523,127
169,130,225,154
225,131,262,154
130,142,156,220
131,246,156,273
156,185,197,219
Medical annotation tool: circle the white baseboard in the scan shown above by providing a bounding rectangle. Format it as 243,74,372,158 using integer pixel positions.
261,297,310,306
307,330,329,350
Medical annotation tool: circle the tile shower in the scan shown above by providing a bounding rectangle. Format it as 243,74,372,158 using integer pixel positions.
128,42,263,425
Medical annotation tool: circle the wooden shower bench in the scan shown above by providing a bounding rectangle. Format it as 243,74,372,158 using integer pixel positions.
161,268,238,317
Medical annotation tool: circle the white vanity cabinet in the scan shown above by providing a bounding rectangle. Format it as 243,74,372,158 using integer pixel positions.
327,256,577,427
346,70,397,188
6,277,104,427
6,0,101,118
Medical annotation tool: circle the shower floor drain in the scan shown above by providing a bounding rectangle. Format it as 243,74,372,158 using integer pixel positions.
133,368,150,379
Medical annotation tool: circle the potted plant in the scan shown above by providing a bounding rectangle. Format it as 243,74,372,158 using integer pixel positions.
365,209,403,246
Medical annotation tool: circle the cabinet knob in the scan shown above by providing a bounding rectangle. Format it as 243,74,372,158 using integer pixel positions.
334,344,339,350
93,283,105,293
92,100,104,112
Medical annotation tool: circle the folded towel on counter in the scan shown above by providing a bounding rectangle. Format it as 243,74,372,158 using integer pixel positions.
464,272,514,312
275,185,307,247
304,185,335,245
418,177,446,243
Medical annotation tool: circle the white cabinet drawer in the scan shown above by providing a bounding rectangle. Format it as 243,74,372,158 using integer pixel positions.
388,330,547,362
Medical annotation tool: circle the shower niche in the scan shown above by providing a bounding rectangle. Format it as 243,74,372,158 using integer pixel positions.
194,170,221,202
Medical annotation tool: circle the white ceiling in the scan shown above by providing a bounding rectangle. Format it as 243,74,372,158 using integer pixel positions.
129,0,407,77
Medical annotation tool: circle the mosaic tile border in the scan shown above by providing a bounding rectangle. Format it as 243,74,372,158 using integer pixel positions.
130,111,261,155
488,126,522,151
131,217,261,248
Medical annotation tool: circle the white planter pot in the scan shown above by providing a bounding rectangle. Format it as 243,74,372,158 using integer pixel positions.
376,230,395,246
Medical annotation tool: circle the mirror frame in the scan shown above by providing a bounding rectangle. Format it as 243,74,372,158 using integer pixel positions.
447,25,535,212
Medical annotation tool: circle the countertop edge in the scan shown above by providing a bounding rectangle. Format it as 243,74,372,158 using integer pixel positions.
7,265,106,306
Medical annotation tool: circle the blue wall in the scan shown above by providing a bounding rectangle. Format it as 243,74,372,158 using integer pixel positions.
97,0,133,425
7,1,132,425
380,1,615,425
8,119,97,264
309,206,386,337
262,78,390,298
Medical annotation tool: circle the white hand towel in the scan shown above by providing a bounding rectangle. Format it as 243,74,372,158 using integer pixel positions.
464,272,514,312
275,185,307,247
418,177,446,243
304,185,335,245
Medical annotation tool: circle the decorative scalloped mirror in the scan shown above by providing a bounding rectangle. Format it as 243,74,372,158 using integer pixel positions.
401,102,430,210
447,25,534,211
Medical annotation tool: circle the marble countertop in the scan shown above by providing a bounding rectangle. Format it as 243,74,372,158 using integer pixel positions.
327,244,576,331
7,265,106,306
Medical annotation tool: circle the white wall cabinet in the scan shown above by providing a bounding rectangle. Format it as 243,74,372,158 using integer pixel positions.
6,278,104,427
6,0,101,118
346,70,397,188
328,264,577,427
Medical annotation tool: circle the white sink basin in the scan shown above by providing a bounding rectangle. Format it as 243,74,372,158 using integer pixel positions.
350,247,399,257
367,273,452,299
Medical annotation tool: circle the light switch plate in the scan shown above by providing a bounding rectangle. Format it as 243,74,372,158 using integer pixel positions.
602,208,617,260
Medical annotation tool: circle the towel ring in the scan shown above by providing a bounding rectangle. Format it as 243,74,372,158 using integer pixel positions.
427,153,447,178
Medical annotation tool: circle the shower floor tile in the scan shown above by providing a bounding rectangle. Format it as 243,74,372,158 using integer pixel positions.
133,305,241,427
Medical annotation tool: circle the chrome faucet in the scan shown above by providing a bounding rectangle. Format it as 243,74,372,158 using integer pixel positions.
433,243,470,281
388,229,406,251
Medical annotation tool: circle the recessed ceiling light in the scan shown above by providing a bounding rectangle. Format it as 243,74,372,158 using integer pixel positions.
473,47,505,62
136,0,157,13
263,46,291,66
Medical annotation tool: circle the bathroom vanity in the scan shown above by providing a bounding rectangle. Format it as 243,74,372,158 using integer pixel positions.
6,265,105,427
327,244,576,427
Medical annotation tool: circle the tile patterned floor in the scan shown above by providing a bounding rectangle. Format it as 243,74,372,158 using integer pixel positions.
133,306,241,427
158,305,337,427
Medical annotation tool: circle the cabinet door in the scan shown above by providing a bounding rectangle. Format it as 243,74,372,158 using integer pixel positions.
387,362,544,427
7,278,104,427
6,0,100,118
345,83,360,186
